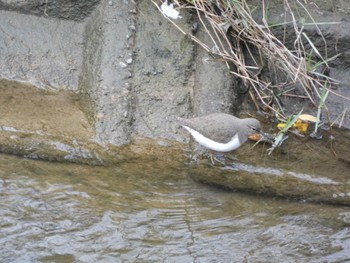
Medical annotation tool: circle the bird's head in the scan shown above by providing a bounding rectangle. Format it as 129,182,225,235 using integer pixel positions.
244,118,261,135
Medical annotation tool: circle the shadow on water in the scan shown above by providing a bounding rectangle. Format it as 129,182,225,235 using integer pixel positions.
1,154,350,262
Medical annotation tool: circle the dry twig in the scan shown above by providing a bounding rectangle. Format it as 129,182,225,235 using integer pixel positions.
153,0,349,120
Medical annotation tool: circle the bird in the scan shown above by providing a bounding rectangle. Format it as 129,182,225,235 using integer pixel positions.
177,113,261,158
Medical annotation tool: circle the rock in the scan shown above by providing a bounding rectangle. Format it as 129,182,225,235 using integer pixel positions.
119,62,128,68
189,126,350,206
125,57,133,64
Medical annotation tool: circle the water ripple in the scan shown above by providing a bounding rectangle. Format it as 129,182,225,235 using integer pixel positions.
0,155,350,262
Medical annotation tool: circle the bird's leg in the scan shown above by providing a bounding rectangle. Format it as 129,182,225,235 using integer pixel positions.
211,152,226,166
190,152,201,165
209,151,215,165
203,151,226,166
191,147,226,166
225,153,238,162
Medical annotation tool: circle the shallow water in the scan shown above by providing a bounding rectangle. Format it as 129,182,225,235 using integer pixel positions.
1,154,350,263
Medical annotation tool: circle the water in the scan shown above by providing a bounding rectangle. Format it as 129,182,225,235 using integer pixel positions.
0,154,350,263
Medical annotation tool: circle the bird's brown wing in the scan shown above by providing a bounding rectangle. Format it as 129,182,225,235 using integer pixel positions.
181,114,240,143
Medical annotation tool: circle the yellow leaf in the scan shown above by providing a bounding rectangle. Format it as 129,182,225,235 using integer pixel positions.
277,123,286,130
293,119,309,133
277,119,309,133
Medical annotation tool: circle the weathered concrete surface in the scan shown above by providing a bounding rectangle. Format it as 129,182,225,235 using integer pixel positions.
0,0,100,21
0,79,97,164
0,10,84,90
0,80,93,139
0,79,185,166
79,0,135,145
0,0,243,146
131,1,193,142
192,14,238,117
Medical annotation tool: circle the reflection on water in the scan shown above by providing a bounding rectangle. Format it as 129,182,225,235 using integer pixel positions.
0,154,350,263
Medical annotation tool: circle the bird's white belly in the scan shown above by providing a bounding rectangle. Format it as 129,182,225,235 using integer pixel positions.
183,126,241,152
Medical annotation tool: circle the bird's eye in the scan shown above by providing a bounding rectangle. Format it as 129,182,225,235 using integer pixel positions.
251,126,260,132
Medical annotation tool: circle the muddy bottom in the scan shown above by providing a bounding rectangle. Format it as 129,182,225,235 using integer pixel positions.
1,154,350,262
0,79,94,140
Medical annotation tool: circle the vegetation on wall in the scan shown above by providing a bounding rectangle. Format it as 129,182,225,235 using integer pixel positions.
153,0,348,151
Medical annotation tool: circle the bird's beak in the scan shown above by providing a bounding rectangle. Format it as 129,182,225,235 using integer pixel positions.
248,126,274,143
248,133,262,141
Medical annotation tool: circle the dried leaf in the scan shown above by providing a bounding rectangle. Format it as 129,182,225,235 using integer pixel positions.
293,119,309,133
277,119,309,134
299,114,319,123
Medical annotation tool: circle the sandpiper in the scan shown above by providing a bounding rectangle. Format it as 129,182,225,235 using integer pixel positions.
177,113,261,153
